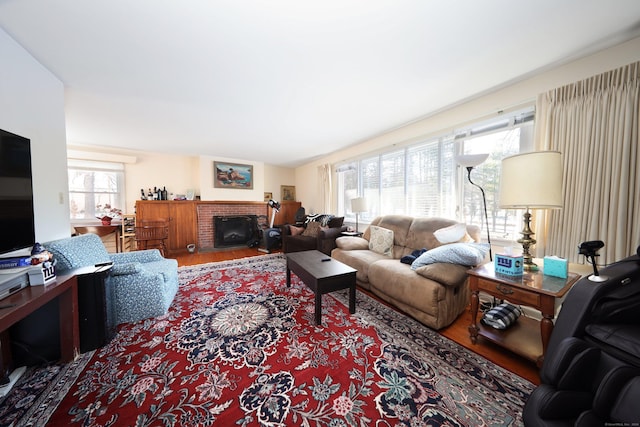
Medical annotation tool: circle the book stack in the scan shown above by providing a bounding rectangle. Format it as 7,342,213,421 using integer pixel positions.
0,256,31,269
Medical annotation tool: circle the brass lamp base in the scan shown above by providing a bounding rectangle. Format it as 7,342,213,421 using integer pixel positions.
517,210,538,271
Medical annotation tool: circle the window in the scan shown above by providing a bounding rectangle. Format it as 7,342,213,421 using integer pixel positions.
458,113,534,240
68,159,125,222
336,108,534,242
406,137,456,218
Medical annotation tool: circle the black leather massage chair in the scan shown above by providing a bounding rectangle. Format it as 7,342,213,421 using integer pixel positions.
523,250,640,426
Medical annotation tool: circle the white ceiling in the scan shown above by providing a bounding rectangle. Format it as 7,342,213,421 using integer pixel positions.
1,1,640,167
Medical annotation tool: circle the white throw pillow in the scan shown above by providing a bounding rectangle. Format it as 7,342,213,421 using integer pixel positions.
368,225,394,257
434,222,469,244
411,242,489,269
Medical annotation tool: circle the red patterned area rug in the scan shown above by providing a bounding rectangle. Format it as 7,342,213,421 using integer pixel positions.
4,254,533,426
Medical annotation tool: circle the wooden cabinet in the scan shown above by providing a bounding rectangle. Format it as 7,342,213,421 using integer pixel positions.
135,201,197,254
272,201,302,226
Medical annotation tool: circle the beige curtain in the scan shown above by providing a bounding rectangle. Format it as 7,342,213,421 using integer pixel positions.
535,61,640,264
319,164,332,214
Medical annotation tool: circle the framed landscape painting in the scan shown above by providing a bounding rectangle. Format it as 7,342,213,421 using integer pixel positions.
281,185,296,201
214,162,253,189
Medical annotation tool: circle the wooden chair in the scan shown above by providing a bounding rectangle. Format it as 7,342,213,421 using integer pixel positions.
134,220,169,256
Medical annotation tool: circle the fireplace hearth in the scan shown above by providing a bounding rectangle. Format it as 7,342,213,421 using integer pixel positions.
214,215,257,248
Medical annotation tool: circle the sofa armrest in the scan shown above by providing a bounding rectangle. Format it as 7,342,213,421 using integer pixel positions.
335,236,369,251
111,262,144,276
109,249,164,264
317,226,345,241
413,263,468,287
279,224,292,236
316,226,348,255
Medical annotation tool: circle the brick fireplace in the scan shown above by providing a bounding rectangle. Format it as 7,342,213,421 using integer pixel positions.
196,201,268,251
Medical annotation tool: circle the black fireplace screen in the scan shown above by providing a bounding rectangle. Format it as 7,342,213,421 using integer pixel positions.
214,215,257,247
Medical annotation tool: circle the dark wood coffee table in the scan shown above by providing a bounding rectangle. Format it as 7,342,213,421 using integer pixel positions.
286,250,357,325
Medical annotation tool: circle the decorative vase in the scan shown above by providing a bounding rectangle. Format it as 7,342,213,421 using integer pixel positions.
100,216,113,226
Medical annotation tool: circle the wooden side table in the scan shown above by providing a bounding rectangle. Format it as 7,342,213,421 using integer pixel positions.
467,263,580,367
74,225,122,252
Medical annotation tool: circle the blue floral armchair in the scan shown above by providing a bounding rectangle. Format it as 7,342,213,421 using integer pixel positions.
45,233,179,325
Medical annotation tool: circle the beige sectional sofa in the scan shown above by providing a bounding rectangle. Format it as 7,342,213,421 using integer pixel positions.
331,215,485,330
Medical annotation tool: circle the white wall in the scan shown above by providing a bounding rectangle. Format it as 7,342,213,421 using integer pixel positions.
125,152,199,212
264,164,296,202
67,145,296,212
294,36,640,215
0,28,70,245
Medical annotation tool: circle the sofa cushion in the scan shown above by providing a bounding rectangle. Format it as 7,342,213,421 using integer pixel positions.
411,242,489,268
369,225,394,257
302,221,322,237
336,236,369,250
368,259,450,318
413,263,469,287
289,225,305,236
364,215,413,256
331,248,389,289
404,217,463,253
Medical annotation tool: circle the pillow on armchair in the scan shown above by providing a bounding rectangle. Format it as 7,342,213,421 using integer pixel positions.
327,216,345,228
305,214,343,228
302,221,322,237
289,225,305,236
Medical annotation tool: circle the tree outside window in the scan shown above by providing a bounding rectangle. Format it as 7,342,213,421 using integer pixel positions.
68,160,125,221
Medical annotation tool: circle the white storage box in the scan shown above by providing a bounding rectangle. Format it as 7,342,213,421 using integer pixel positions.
28,263,56,286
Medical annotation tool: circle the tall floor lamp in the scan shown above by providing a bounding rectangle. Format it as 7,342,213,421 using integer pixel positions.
351,197,367,233
456,154,492,261
499,151,563,271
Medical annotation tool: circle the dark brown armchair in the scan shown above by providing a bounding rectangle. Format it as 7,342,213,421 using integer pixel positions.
280,216,346,255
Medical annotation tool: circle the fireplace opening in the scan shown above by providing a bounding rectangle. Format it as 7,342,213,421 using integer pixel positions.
214,215,257,248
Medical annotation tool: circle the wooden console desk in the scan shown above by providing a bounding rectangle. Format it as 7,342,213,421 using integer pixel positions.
74,225,122,252
0,273,79,377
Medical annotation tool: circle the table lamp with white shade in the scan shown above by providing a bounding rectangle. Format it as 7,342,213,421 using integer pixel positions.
499,151,563,271
350,197,367,233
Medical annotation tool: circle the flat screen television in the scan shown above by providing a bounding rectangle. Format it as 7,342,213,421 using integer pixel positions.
0,128,35,257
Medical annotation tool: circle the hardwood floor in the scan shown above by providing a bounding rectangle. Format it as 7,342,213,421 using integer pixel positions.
171,247,540,385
